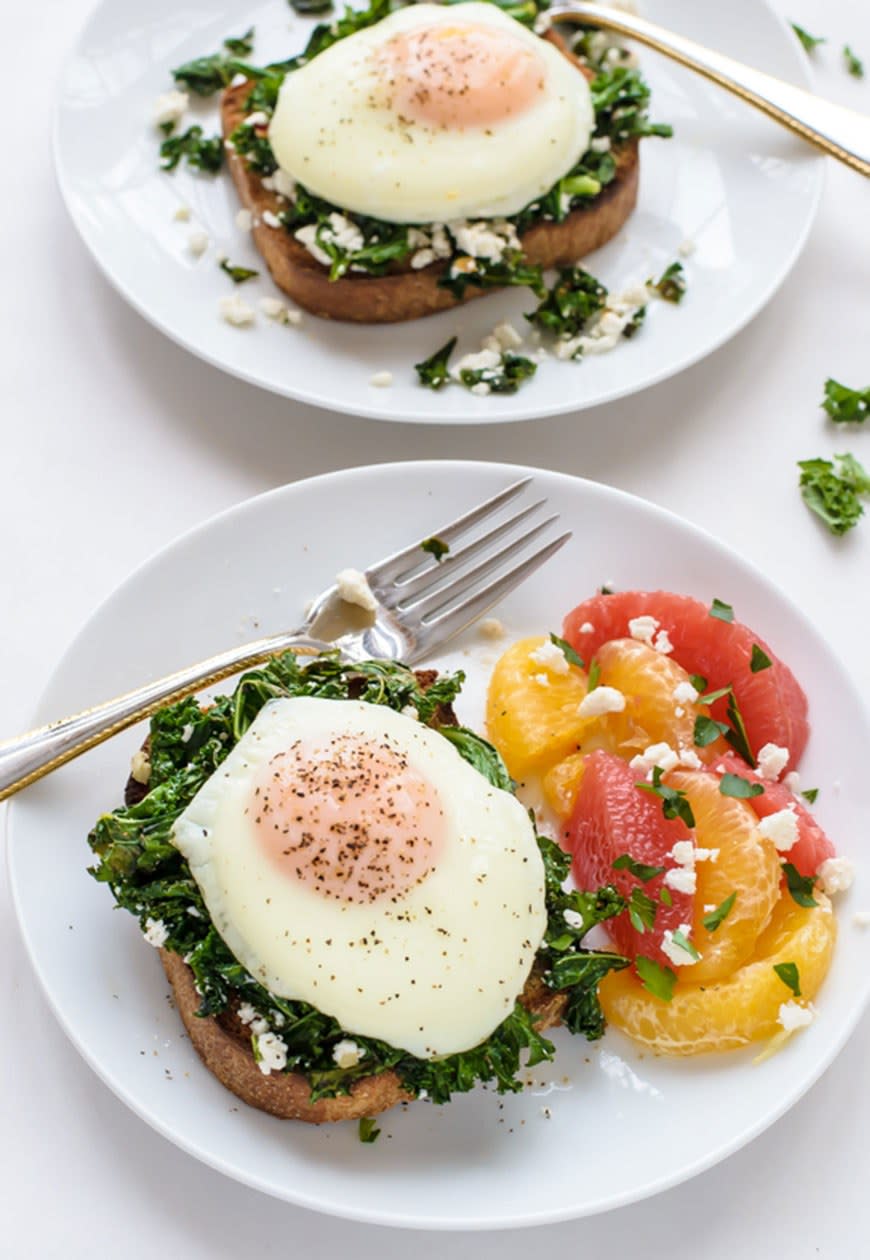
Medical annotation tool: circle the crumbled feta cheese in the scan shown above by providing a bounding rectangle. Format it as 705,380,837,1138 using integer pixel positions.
529,639,571,676
237,1003,257,1026
695,847,720,863
777,1001,816,1032
479,617,505,640
369,371,393,387
326,212,364,252
470,382,491,396
262,210,282,229
661,924,698,967
578,622,595,635
758,806,799,852
294,224,331,266
230,72,248,88
152,89,189,128
673,681,699,705
130,749,151,784
782,771,801,795
271,168,297,200
173,205,191,222
678,238,697,258
332,1039,365,1069
430,224,451,258
491,321,523,350
400,704,420,721
664,866,696,894
285,309,303,326
578,686,626,717
756,743,790,781
630,742,679,777
817,856,855,895
670,841,696,866
678,748,702,770
653,629,674,655
218,294,256,326
628,615,659,645
450,218,519,261
255,1031,288,1075
186,906,201,918
853,911,870,927
590,136,612,153
563,908,584,929
187,229,209,257
259,296,287,321
335,568,377,612
243,111,269,128
143,918,169,948
410,247,437,270
453,347,501,376
235,208,253,232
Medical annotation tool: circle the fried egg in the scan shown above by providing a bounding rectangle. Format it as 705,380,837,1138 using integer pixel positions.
268,2,594,223
172,697,547,1058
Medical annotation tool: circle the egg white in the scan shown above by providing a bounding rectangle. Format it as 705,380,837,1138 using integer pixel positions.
268,2,594,223
171,696,547,1059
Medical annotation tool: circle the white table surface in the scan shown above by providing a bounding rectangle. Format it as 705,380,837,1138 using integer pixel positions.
3,0,868,1253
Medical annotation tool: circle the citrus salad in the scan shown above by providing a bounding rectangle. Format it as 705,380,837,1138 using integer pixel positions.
486,590,853,1057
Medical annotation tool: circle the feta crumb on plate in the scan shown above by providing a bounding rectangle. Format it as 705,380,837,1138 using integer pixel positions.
817,856,855,895
335,568,377,612
218,294,256,327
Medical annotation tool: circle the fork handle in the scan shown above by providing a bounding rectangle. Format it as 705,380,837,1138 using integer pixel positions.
0,631,329,803
547,2,870,177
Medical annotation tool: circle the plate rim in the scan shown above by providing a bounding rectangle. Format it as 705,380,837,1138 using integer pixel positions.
51,0,825,425
6,458,870,1228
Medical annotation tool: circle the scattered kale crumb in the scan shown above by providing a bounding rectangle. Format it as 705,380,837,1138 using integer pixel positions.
790,22,826,52
220,259,259,284
843,44,864,77
526,266,607,338
415,338,456,390
223,27,255,57
421,537,449,561
651,261,687,304
160,126,224,173
798,452,870,535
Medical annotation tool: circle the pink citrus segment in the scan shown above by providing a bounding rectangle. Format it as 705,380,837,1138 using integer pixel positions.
565,750,693,967
708,752,835,877
563,590,809,771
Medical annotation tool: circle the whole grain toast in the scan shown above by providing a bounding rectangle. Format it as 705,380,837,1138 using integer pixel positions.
220,35,639,324
128,667,568,1123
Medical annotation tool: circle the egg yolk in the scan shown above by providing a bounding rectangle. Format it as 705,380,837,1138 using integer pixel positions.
252,734,446,904
374,22,546,129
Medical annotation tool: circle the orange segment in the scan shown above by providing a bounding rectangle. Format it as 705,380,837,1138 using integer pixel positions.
542,753,587,819
667,770,781,983
598,892,836,1055
486,636,589,779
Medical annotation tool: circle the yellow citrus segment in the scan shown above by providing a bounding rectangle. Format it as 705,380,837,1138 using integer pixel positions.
542,753,587,819
595,639,727,761
667,770,781,983
598,893,836,1055
486,636,590,780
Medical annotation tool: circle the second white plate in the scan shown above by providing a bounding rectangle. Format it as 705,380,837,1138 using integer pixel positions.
54,0,823,423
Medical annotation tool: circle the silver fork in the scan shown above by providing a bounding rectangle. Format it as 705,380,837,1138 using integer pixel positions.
0,477,569,802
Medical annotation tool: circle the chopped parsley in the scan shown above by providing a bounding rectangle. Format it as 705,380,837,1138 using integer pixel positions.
693,714,729,747
844,44,865,77
791,22,826,52
709,597,734,622
612,853,665,882
159,126,224,173
798,453,870,535
650,261,686,304
822,378,870,422
628,887,658,934
699,684,755,766
549,633,584,670
690,673,708,693
635,956,676,1002
802,787,820,805
220,259,259,284
719,772,765,799
421,537,449,561
750,644,773,672
636,766,696,829
782,861,818,908
586,658,601,691
703,892,736,933
773,961,802,997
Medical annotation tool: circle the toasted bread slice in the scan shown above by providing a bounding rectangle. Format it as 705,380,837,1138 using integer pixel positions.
161,947,567,1122
220,67,639,323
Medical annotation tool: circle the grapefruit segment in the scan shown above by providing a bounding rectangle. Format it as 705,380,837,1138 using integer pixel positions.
563,591,809,770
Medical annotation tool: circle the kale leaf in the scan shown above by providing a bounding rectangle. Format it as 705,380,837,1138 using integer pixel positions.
160,126,224,173
822,378,870,423
651,261,687,304
415,337,457,390
527,266,608,338
457,353,538,395
798,453,870,535
220,259,259,284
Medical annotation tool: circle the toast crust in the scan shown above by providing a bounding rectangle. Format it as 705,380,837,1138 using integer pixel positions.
161,948,568,1123
220,85,639,324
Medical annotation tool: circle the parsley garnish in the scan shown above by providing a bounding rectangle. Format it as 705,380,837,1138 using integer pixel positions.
703,892,736,932
415,338,456,390
220,259,259,284
694,714,729,747
549,633,584,669
709,597,734,622
669,929,700,961
223,27,255,56
690,673,707,693
802,787,819,804
636,766,696,829
612,853,665,882
358,1117,381,1143
651,261,686,304
628,887,658,934
798,453,870,535
822,378,870,423
791,22,826,52
773,962,802,997
750,644,773,672
159,126,224,173
586,658,601,691
782,861,819,908
660,886,673,906
719,772,765,799
844,44,865,77
421,537,449,562
635,956,676,1001
699,684,756,766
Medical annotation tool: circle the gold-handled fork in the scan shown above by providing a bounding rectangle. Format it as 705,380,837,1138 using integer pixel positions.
0,477,569,802
544,1,870,177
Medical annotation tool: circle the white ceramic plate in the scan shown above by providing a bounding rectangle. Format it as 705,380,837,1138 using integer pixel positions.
7,461,869,1228
54,0,823,424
